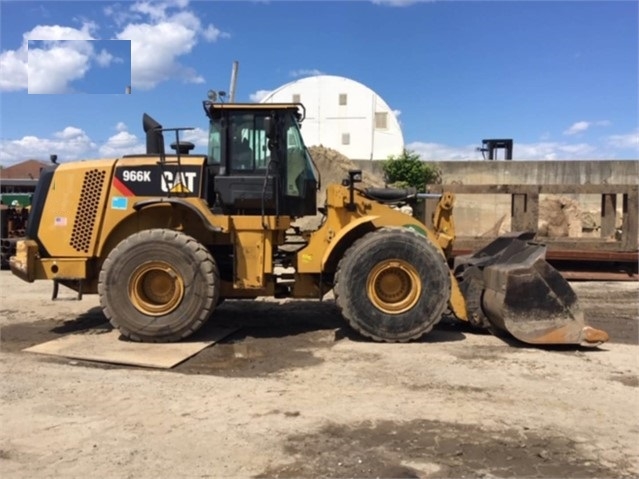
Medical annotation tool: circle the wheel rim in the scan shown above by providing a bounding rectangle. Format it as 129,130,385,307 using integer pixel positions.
366,259,422,314
128,261,185,316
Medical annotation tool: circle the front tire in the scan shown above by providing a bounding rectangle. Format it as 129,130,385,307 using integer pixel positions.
334,227,451,342
98,229,219,342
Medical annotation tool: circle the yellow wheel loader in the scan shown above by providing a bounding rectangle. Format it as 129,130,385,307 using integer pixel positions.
10,101,608,346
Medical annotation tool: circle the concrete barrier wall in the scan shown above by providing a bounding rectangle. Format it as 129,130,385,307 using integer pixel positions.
352,159,639,186
352,160,639,239
421,160,639,186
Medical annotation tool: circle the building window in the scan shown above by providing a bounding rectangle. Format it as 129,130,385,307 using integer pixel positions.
339,93,347,106
292,94,301,103
375,112,388,129
341,133,350,145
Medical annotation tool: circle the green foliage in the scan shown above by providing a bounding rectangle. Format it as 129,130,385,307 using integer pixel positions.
382,149,440,192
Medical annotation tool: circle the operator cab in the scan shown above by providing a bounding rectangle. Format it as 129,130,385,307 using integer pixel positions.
204,102,319,217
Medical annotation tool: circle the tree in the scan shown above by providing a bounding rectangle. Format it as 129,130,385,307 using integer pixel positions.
382,149,440,192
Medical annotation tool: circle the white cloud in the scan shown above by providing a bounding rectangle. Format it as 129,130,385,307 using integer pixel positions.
0,118,204,167
99,130,144,157
130,0,191,21
182,128,208,148
116,1,230,89
520,141,599,160
0,123,149,165
203,24,230,42
563,119,611,136
1,23,96,92
130,0,174,20
606,130,639,150
0,122,208,166
100,122,206,157
563,121,590,136
95,48,117,67
407,140,610,161
289,69,324,78
250,89,272,102
25,23,96,42
557,143,596,155
1,1,229,92
103,4,140,27
0,126,96,165
28,41,93,93
2,124,635,168
407,142,478,161
117,21,197,89
0,47,28,91
55,126,86,140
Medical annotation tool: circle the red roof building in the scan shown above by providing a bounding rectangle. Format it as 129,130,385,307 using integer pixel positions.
0,159,49,180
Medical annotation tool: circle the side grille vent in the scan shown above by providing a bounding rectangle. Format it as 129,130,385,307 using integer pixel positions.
70,169,106,253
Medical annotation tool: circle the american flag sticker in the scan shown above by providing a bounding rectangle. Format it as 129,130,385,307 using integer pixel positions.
111,197,128,210
54,217,67,227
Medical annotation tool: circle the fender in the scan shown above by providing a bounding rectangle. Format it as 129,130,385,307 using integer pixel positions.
319,214,447,271
134,197,222,233
320,215,380,270
95,197,224,261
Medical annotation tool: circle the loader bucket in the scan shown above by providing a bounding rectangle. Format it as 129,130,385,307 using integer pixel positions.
455,234,609,347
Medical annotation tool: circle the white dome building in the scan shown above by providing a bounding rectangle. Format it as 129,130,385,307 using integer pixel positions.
260,75,404,161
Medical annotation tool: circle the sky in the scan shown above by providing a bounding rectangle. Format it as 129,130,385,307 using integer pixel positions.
0,0,637,166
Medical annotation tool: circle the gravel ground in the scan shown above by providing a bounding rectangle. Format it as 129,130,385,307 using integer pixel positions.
0,271,637,478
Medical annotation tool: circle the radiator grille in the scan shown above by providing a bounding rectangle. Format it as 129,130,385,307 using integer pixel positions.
70,169,106,253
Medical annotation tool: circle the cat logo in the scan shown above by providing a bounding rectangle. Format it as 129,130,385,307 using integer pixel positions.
161,171,197,194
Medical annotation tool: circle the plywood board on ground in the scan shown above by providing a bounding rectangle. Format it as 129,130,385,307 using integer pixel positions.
23,326,237,369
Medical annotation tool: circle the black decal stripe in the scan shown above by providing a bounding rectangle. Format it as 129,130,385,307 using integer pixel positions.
27,164,58,257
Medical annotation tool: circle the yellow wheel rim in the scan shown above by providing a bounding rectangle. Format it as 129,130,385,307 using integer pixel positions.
366,259,421,314
128,261,185,316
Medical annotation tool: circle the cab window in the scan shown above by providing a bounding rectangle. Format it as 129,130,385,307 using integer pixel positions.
229,114,269,172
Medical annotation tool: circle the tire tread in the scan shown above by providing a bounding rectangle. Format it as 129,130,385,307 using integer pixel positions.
334,227,451,342
98,229,219,342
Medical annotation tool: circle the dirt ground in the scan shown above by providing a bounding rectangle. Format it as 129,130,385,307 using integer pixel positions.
0,271,637,478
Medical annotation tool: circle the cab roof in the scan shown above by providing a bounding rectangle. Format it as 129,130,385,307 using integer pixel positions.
206,102,303,112
205,102,306,120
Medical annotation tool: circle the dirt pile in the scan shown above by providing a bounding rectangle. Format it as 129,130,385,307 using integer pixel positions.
308,145,386,204
294,146,386,230
538,195,582,237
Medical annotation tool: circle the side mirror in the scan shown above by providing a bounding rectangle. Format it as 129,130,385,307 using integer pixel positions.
264,117,274,138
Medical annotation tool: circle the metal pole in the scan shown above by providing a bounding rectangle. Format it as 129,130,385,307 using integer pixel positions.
229,61,239,103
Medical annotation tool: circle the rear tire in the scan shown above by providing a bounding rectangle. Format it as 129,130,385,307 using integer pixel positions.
98,229,219,342
334,227,451,342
